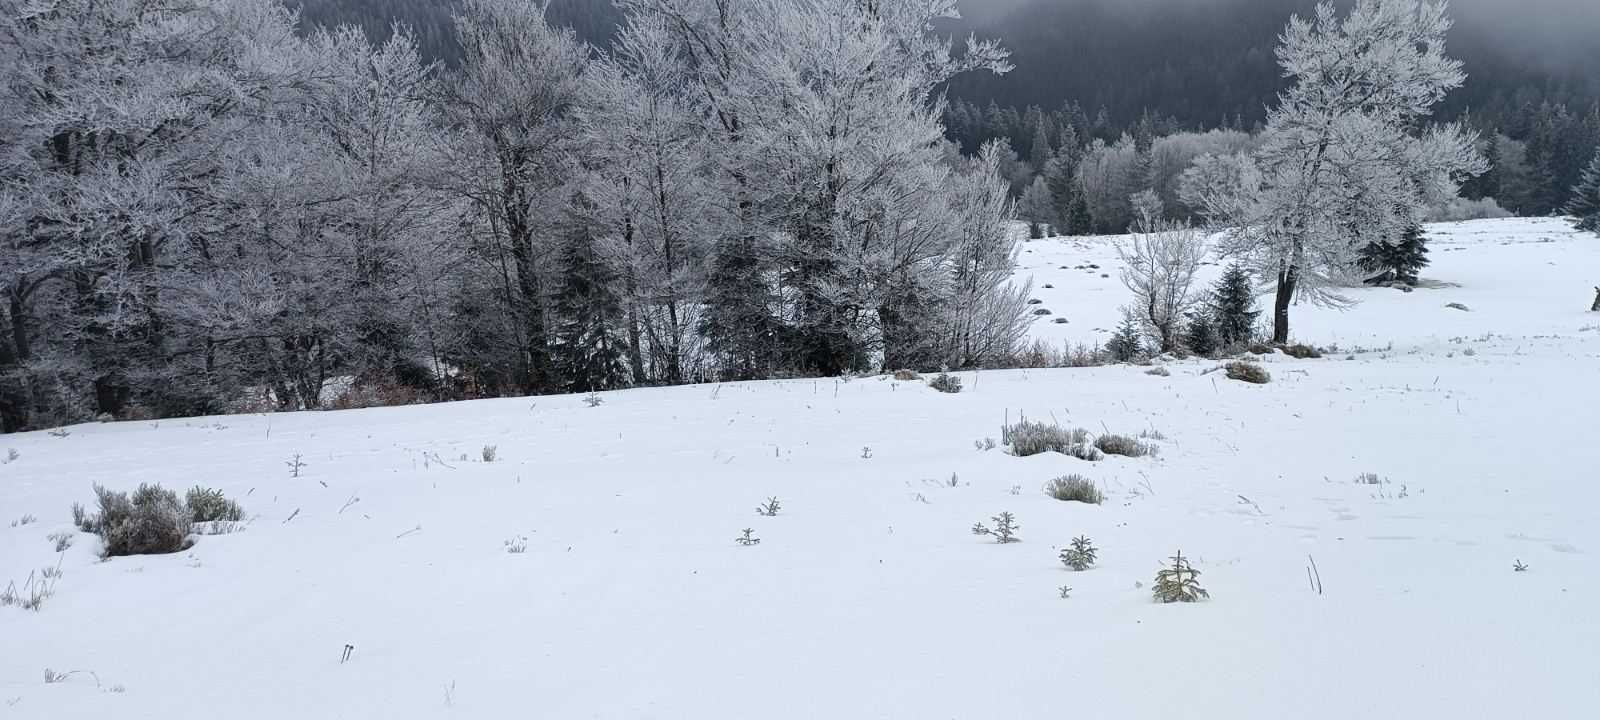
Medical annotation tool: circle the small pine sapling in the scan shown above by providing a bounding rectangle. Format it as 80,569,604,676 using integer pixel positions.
1060,535,1098,571
481,445,498,463
286,454,307,478
1152,550,1209,603
971,512,1020,543
1058,585,1072,599
735,528,761,546
1513,559,1528,572
756,497,781,517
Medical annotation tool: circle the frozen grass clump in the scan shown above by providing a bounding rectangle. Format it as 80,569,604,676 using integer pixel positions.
1225,361,1271,384
1002,421,1096,459
80,484,193,558
928,371,962,394
1281,343,1322,359
1094,434,1157,458
1044,475,1103,504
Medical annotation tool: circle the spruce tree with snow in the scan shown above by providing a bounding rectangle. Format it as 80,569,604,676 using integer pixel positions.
552,218,629,394
1210,265,1260,348
1066,192,1094,236
1183,309,1220,357
1359,223,1430,285
1180,0,1484,344
1107,313,1145,363
1568,148,1600,234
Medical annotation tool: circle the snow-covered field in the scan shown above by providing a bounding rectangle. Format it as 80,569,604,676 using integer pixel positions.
3,218,1598,719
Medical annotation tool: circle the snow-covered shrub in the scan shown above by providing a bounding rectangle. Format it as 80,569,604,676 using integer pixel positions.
1094,434,1156,458
584,392,604,408
185,486,244,523
1060,535,1099,571
481,445,498,463
3,448,17,463
1280,343,1322,359
1225,361,1271,384
756,497,781,517
1002,421,1094,458
1044,475,1102,504
1153,550,1208,603
1145,366,1171,377
928,371,962,394
10,514,36,527
83,484,192,557
971,512,1020,543
892,369,921,381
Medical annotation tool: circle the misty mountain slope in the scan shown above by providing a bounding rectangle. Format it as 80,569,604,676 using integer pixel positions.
4,218,1597,719
949,0,1600,126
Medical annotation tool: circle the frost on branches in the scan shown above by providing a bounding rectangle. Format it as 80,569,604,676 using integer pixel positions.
1181,0,1485,343
0,0,1034,432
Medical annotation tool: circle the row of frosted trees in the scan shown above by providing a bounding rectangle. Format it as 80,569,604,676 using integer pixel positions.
0,0,1033,431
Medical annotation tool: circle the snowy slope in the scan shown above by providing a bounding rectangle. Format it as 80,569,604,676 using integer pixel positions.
3,218,1598,719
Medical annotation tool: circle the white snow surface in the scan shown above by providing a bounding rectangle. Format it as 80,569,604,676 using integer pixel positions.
3,217,1598,719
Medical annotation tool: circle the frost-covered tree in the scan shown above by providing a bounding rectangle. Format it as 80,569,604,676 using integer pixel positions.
440,0,590,393
1181,0,1484,343
578,14,718,384
1568,148,1600,234
938,143,1033,369
1118,223,1206,353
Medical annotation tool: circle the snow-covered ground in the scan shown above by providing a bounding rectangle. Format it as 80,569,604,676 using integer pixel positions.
3,218,1598,719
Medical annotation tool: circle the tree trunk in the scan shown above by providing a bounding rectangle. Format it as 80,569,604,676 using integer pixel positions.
1273,265,1298,344
8,285,30,362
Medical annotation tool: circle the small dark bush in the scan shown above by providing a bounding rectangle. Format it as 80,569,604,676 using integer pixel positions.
929,372,962,394
1145,366,1170,377
1032,308,1052,316
892,369,920,381
1246,342,1275,356
85,484,193,557
1225,361,1271,384
1095,434,1157,458
186,486,244,523
1044,475,1103,504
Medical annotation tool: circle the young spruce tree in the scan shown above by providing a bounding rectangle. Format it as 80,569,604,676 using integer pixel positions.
552,221,628,394
1210,265,1259,347
1358,223,1429,285
1107,313,1145,363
